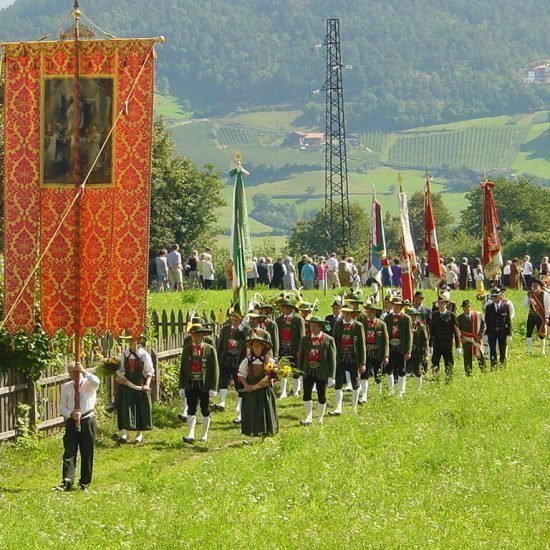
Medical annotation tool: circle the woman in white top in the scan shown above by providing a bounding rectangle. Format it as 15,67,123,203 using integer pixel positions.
202,254,215,289
282,257,296,290
522,255,533,289
116,337,155,444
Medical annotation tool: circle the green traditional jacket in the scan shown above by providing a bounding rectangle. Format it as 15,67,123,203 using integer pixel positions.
262,319,280,357
276,314,305,356
179,343,219,392
297,333,337,381
216,323,246,365
332,319,366,365
361,318,389,362
243,326,272,346
411,323,429,362
384,313,413,355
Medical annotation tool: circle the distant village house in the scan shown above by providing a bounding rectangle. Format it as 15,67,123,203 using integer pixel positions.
288,131,325,148
519,61,550,84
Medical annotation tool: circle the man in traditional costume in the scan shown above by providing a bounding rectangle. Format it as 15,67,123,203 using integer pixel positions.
238,337,278,438
484,287,513,369
116,336,154,444
179,325,219,444
359,301,389,402
324,297,342,335
213,307,246,413
380,294,394,321
179,317,215,423
329,305,366,415
54,362,100,492
430,296,461,380
406,308,429,391
276,299,305,399
258,302,280,357
297,317,337,425
432,285,457,315
383,297,413,396
457,299,486,375
523,278,550,354
413,291,432,336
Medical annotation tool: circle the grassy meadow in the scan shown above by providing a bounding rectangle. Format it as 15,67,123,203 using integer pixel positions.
1,289,548,548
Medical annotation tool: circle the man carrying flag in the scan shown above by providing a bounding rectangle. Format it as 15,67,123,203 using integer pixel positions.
230,154,253,314
368,188,387,287
481,178,503,284
397,174,417,302
424,174,443,287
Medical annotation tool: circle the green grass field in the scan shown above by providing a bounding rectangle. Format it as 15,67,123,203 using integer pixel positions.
154,94,191,123
1,289,548,548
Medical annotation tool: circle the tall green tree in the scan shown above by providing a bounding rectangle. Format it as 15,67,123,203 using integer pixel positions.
150,118,226,254
287,203,370,260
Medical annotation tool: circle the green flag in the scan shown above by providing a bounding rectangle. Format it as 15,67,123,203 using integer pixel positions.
230,165,253,312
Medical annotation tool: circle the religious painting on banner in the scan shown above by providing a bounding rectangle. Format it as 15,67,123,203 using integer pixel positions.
42,76,114,185
2,37,158,337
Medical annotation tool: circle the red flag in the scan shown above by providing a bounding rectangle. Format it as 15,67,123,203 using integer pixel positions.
424,176,443,278
400,240,415,302
481,179,502,279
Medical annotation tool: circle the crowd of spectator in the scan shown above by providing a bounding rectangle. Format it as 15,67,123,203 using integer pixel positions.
154,247,550,293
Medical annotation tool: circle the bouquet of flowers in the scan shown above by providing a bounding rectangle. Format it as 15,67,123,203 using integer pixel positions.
97,356,120,377
475,289,487,302
264,356,293,380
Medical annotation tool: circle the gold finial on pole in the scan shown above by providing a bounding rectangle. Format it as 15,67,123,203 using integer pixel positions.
233,150,250,176
397,172,404,193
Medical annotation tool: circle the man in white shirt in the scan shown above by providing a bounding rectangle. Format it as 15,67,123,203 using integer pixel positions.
326,253,341,289
167,244,184,291
54,362,100,492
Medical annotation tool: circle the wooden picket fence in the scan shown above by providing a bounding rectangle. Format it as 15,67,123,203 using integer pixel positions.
0,308,200,442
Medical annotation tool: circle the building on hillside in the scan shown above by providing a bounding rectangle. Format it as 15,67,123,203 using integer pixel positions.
519,61,550,84
288,131,325,148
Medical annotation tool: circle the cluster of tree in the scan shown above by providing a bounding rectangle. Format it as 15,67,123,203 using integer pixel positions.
250,193,299,232
287,177,550,263
0,0,548,130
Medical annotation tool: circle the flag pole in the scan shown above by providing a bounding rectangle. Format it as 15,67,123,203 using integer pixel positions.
230,152,252,315
71,0,83,429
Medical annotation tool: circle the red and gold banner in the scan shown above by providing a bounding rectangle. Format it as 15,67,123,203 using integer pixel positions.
2,38,156,337
481,179,502,280
424,176,443,279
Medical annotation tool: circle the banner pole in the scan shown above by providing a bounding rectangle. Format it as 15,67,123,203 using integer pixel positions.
72,1,83,430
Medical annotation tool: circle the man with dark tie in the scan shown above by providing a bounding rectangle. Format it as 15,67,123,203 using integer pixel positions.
484,288,513,369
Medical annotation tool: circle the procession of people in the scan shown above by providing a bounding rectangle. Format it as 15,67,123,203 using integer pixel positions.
53,273,549,491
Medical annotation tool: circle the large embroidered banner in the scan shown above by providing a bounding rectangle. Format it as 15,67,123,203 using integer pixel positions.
2,38,156,337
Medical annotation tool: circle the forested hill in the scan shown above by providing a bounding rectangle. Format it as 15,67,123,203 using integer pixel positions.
0,0,549,130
